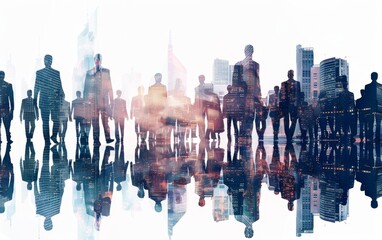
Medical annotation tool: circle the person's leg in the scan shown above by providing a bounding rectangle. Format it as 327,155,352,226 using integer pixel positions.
30,120,36,139
24,120,29,138
4,115,12,142
114,119,120,141
40,108,50,142
101,110,112,141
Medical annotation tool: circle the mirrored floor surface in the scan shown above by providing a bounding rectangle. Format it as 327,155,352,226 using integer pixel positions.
1,121,382,240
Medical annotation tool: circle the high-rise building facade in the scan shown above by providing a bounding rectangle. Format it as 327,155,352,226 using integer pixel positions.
319,57,349,99
296,45,314,103
310,65,320,105
213,58,234,100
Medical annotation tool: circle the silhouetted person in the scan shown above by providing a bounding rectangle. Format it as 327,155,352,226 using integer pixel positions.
194,75,207,140
233,44,262,140
205,87,224,141
280,70,301,142
71,91,86,141
20,89,39,140
131,86,146,141
146,73,168,141
0,144,14,214
364,72,382,141
34,55,64,144
83,53,114,146
57,93,71,143
223,85,239,142
20,141,38,190
318,91,335,139
0,71,14,144
255,100,268,141
268,86,281,141
336,76,356,140
356,89,370,141
113,90,129,143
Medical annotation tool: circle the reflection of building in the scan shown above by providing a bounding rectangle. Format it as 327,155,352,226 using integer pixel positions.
296,175,314,237
168,33,187,94
310,65,320,105
319,57,349,99
296,45,314,103
168,183,187,239
213,59,234,101
310,176,320,215
319,180,349,222
213,173,232,222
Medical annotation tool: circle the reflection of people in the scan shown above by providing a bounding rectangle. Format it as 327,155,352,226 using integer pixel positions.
0,144,14,214
280,70,301,142
0,71,14,144
34,55,64,144
20,142,38,190
20,90,39,140
113,90,129,143
83,53,114,146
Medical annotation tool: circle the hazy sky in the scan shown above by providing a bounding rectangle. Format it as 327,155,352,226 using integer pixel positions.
1,0,381,99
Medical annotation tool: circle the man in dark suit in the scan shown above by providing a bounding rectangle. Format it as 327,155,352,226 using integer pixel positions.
34,55,64,144
83,53,114,146
279,70,301,142
364,72,382,141
0,71,15,144
113,90,129,143
232,44,262,139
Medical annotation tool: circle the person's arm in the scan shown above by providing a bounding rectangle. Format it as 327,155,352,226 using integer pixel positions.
124,99,129,120
9,84,14,120
34,72,39,105
20,100,24,122
130,98,134,119
34,98,39,120
68,102,72,121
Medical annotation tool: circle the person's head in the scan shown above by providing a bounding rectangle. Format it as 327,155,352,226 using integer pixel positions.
27,182,33,190
244,44,254,57
76,183,81,191
287,70,294,79
371,199,378,209
244,226,254,238
371,72,378,82
154,201,162,212
27,89,32,98
94,53,102,67
198,74,205,84
76,91,81,98
116,90,122,97
138,86,144,95
198,196,205,207
287,201,294,211
227,85,232,93
154,73,162,83
44,217,53,231
44,55,53,68
274,85,279,93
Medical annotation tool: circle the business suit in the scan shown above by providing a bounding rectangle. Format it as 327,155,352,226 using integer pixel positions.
83,67,114,144
232,57,261,138
113,97,128,142
20,97,39,139
34,66,64,143
279,77,301,141
0,79,15,143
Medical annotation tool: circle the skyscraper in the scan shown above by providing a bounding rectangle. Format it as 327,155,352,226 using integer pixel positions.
296,45,314,103
167,33,187,95
319,57,349,99
213,58,234,100
310,65,320,105
296,175,314,237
